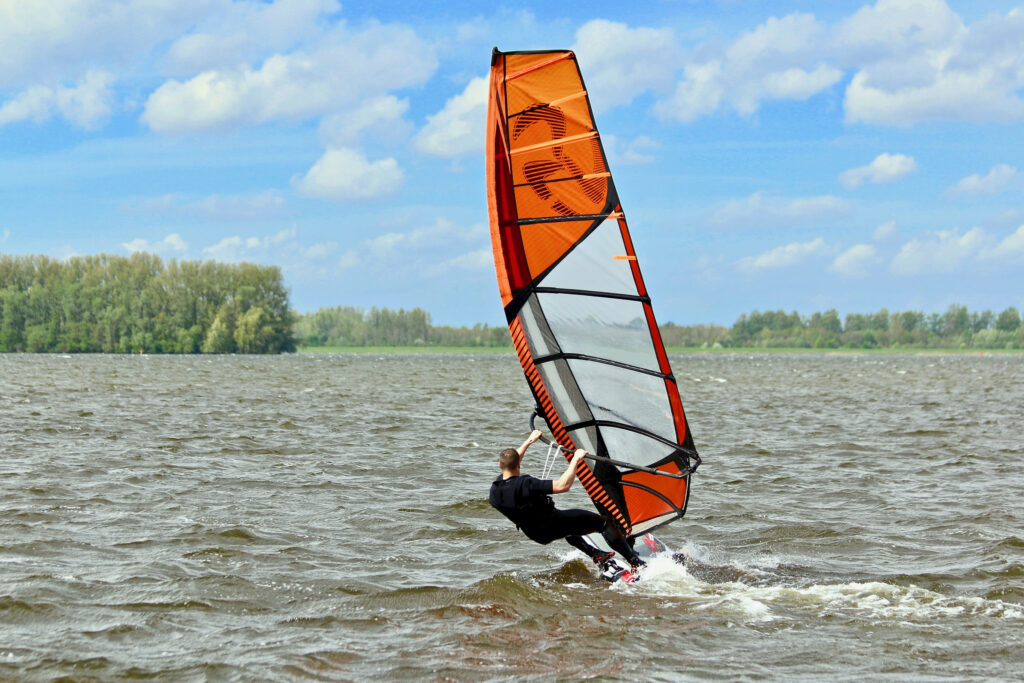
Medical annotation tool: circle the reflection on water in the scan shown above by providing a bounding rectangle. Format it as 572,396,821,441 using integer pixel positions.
1,352,1022,679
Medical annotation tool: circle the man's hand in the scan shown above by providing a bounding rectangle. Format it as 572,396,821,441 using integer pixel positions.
517,429,545,458
571,449,587,465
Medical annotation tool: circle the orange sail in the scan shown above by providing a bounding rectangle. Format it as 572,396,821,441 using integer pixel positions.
486,48,699,538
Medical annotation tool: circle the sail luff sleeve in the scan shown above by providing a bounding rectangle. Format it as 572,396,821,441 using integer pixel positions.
487,48,697,537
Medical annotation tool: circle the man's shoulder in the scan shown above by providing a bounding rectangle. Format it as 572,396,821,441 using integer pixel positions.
511,474,545,487
490,474,551,493
515,474,552,495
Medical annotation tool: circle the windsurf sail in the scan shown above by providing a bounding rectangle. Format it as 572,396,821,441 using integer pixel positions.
486,48,700,538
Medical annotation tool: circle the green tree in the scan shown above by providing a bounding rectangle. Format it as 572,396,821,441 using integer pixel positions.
996,307,1021,332
942,304,970,337
235,306,273,353
202,306,236,353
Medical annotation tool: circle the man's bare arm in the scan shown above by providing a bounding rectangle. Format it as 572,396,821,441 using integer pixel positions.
551,449,587,494
516,429,543,459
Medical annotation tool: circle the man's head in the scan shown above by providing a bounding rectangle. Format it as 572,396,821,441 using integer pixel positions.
498,448,521,473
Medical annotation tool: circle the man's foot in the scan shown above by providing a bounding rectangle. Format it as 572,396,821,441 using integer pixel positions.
599,558,626,582
591,550,615,566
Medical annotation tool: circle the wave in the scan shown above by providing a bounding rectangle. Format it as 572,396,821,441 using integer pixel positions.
608,554,1024,625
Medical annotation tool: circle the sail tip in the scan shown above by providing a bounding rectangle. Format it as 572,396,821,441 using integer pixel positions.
491,46,501,65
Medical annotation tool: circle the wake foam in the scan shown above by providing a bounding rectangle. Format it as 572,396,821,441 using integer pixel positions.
562,547,1023,625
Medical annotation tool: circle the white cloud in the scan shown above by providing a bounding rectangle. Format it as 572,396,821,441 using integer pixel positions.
203,235,245,260
1,229,11,245
201,226,298,261
125,194,179,213
873,220,897,242
339,250,359,269
839,153,917,189
120,191,286,220
0,71,114,129
979,225,1024,262
426,248,493,275
0,0,208,86
455,18,488,43
832,0,963,64
891,227,987,274
659,62,724,123
338,219,487,275
656,12,841,123
603,134,659,165
320,95,411,146
186,191,286,220
840,3,1024,125
302,241,338,260
265,226,297,246
649,2,1024,126
366,232,405,258
293,147,403,202
165,0,340,74
738,237,827,270
946,164,1018,197
365,219,482,258
706,191,851,230
142,22,436,133
843,69,1024,125
122,232,188,255
572,20,680,111
412,76,487,157
830,243,877,277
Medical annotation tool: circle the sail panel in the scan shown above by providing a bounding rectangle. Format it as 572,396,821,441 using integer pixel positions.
536,294,659,370
534,359,589,428
592,427,677,468
564,359,675,438
518,296,558,357
505,59,588,117
539,218,638,295
511,136,606,185
519,220,594,280
488,48,696,537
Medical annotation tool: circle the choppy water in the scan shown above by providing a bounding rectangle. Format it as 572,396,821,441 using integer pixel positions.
1,352,1022,681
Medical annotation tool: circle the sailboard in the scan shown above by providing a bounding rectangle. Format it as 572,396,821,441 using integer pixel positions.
486,48,701,545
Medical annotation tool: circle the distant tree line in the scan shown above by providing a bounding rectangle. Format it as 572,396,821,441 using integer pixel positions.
3,251,1019,354
0,253,296,353
295,304,1023,350
703,305,1023,350
294,306,511,348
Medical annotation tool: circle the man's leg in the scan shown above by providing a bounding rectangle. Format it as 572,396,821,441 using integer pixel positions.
541,509,611,562
547,509,645,567
563,534,607,561
600,522,644,568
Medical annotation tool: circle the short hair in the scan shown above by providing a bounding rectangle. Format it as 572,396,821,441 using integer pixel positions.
498,448,520,471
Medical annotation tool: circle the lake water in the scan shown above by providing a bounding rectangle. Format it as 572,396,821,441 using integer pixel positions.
1,352,1022,680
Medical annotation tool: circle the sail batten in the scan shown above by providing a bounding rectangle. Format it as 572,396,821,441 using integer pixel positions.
518,212,622,225
534,353,673,380
488,48,697,538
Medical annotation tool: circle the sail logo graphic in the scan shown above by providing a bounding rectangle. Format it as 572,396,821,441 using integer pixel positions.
512,103,606,217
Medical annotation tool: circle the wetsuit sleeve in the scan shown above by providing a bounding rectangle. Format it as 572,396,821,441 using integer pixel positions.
525,476,554,497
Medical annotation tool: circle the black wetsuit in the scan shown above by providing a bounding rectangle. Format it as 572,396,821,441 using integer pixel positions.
489,474,640,565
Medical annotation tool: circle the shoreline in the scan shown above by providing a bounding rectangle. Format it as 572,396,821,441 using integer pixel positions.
296,346,1023,356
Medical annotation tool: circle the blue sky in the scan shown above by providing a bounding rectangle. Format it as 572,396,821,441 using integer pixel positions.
1,0,1022,326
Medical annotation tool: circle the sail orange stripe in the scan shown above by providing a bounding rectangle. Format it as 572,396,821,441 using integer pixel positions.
510,131,598,156
504,52,572,82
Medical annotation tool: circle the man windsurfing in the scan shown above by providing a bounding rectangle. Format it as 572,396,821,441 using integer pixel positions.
489,429,645,579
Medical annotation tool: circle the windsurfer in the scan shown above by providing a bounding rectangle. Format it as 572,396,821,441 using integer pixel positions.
489,429,644,571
